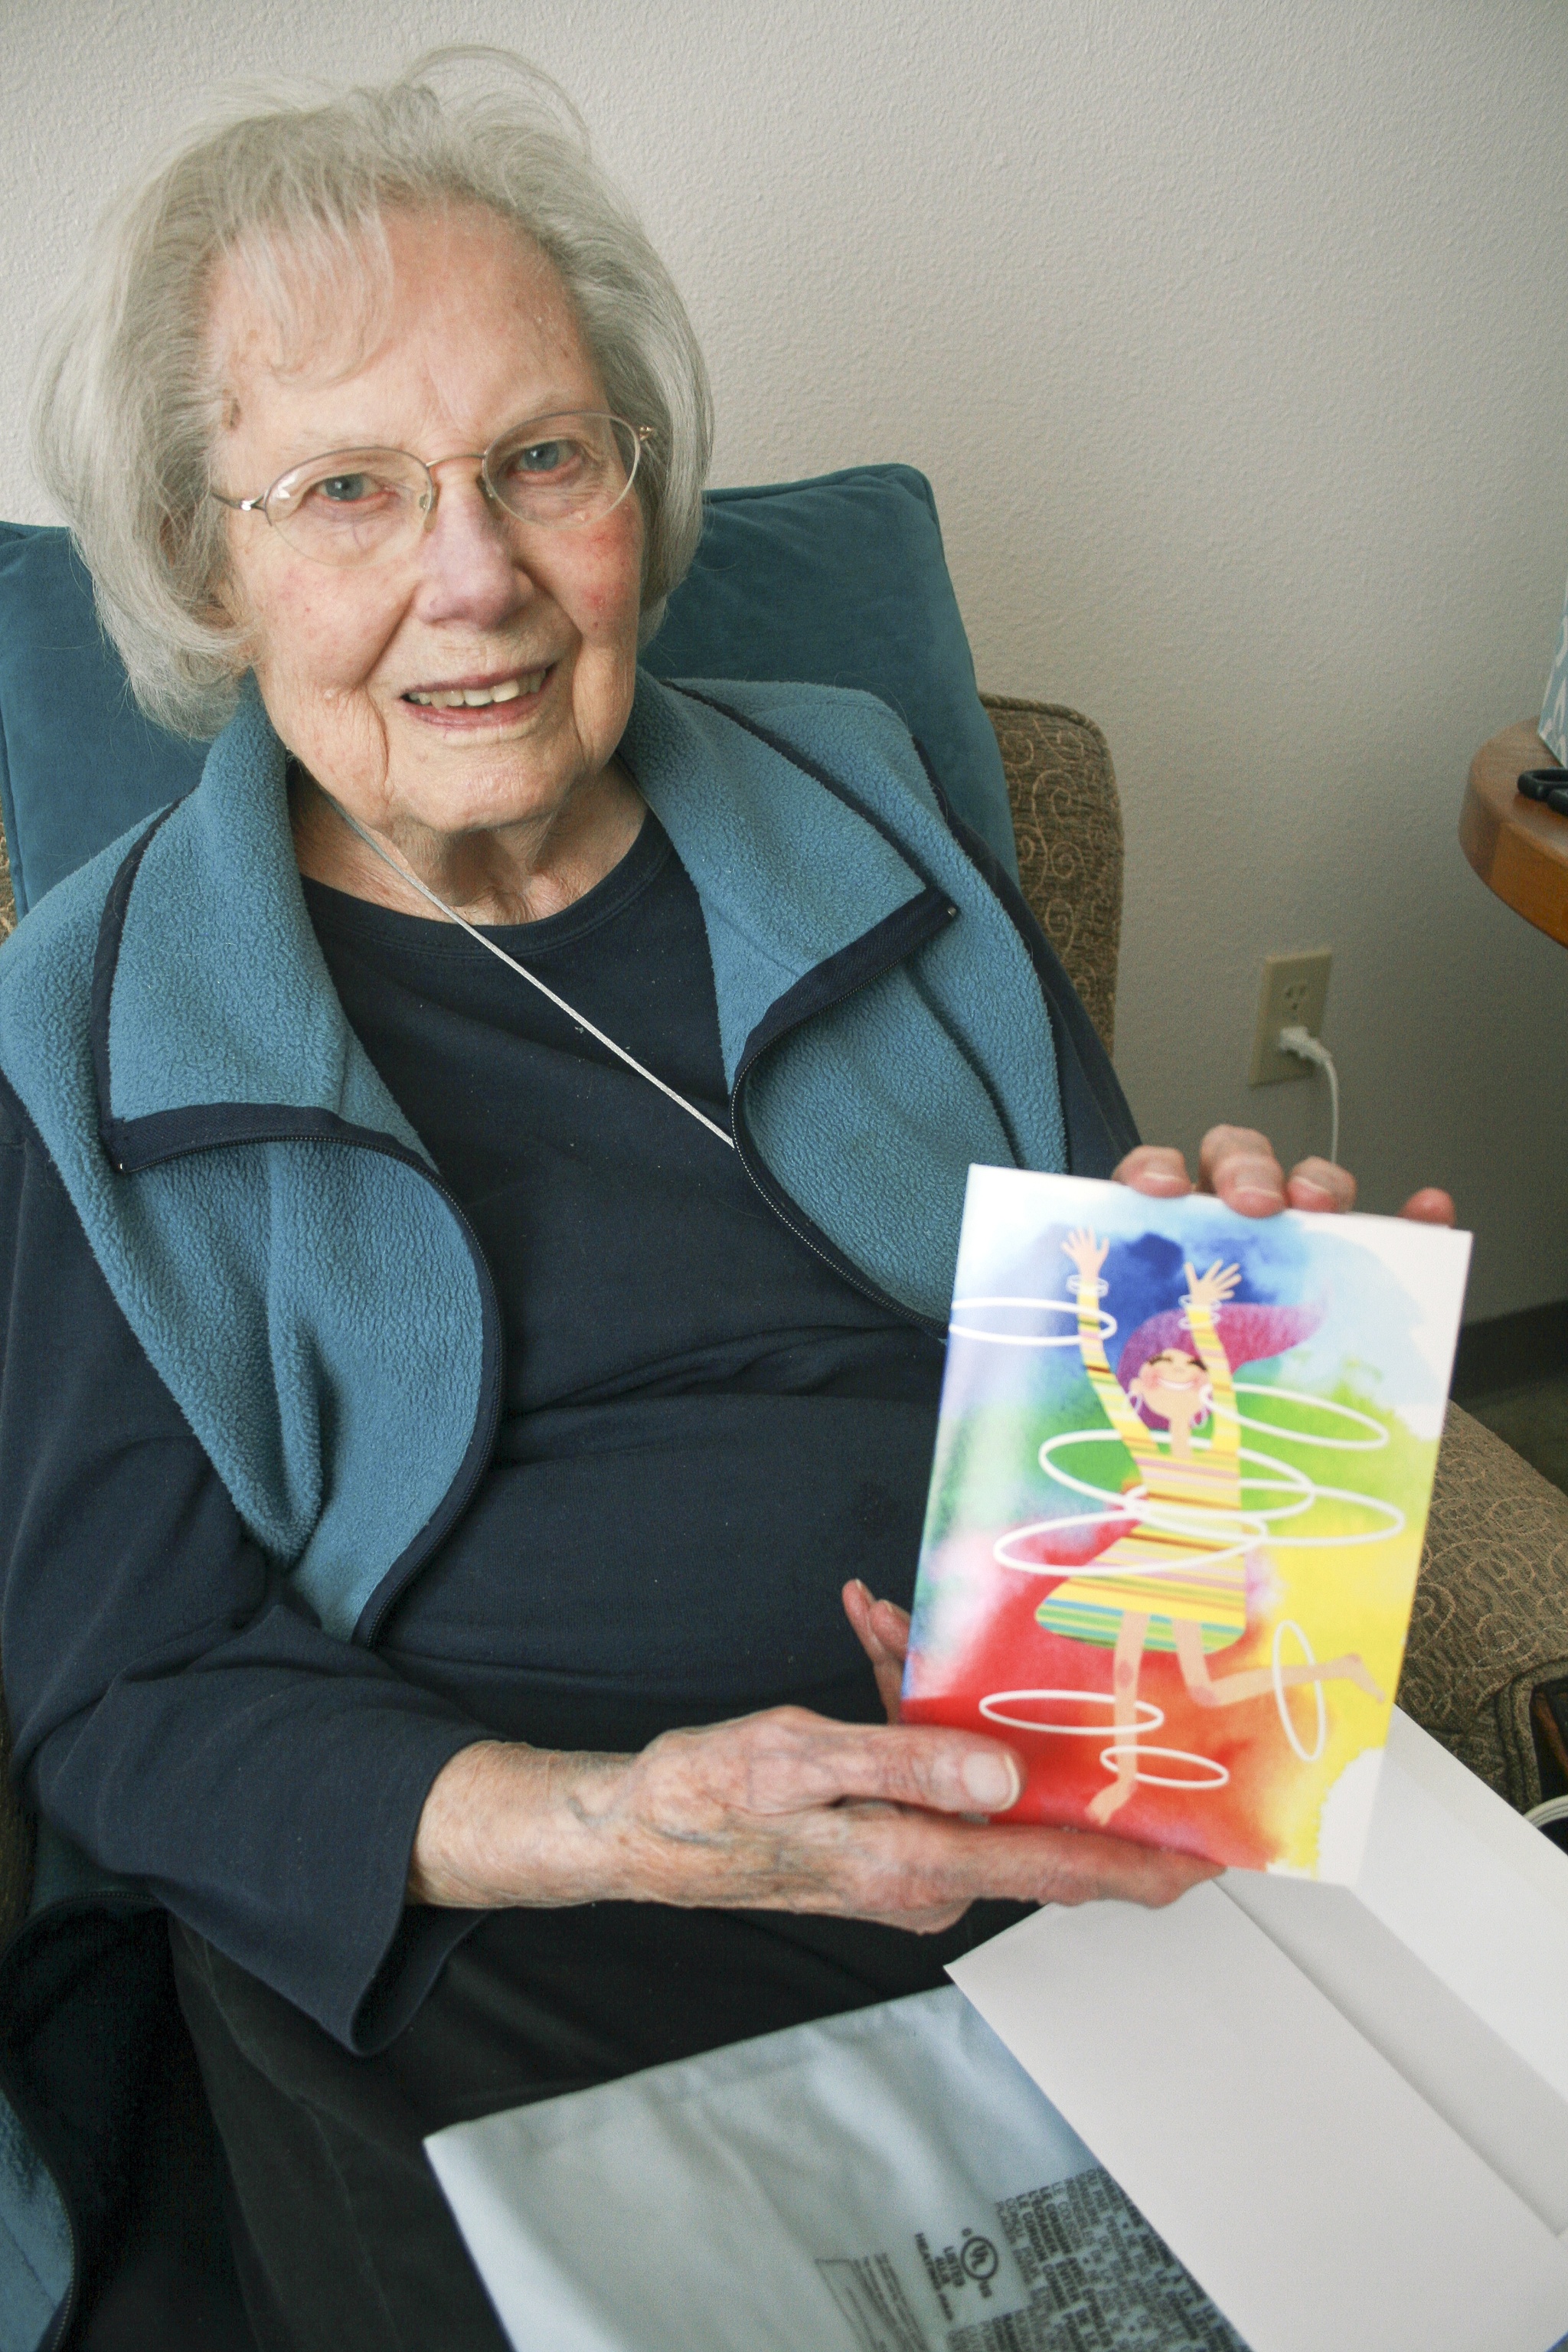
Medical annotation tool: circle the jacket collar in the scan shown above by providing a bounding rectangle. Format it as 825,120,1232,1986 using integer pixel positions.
619,675,931,1083
93,681,427,1171
93,671,932,1160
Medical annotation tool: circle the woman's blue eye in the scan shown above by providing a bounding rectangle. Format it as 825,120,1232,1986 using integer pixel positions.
318,474,375,504
515,441,571,475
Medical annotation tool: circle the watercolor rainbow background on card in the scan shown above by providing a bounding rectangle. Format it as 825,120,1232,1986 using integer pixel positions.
901,1169,1471,1880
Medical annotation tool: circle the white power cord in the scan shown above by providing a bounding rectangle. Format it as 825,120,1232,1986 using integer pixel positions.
1278,1024,1340,1169
326,794,735,1149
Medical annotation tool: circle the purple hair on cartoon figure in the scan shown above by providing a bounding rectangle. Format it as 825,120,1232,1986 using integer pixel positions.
1116,1299,1325,1428
1016,1292,1328,1577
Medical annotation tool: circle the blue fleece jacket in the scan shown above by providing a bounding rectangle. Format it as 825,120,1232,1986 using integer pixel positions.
0,671,1093,1643
0,669,1135,2352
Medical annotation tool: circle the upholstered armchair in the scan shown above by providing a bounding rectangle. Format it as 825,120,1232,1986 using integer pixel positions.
2,688,1566,1965
988,694,1568,1820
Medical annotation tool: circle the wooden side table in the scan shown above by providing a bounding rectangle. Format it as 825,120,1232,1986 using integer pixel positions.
1461,719,1568,948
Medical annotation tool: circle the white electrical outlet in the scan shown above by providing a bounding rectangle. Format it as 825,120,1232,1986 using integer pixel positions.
1248,950,1331,1086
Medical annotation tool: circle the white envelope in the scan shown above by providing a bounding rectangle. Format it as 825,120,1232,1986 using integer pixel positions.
426,1981,1243,2352
949,1709,1568,2352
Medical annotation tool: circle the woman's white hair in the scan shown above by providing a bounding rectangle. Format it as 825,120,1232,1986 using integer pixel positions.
30,48,714,739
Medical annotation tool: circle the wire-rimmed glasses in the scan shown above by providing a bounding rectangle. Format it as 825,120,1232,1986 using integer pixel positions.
210,410,651,567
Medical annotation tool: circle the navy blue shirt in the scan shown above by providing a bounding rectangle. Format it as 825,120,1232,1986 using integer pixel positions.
1,813,947,2046
313,812,946,1753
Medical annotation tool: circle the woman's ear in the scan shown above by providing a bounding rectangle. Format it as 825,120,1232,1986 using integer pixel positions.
162,506,256,671
202,562,259,673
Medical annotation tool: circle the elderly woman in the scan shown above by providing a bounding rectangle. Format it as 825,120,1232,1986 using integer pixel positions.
0,52,1451,2352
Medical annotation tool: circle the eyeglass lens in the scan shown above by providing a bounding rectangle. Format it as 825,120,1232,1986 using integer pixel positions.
264,413,640,565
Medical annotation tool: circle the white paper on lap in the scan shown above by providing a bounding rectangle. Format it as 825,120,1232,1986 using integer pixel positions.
949,1710,1568,2352
427,1713,1568,2352
425,1984,1243,2352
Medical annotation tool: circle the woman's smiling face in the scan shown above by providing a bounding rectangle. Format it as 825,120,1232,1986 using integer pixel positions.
209,203,644,844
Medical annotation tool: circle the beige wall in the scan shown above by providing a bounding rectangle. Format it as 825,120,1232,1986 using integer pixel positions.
3,0,1566,1318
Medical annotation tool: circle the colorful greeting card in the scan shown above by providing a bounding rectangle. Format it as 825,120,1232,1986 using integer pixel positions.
901,1169,1472,1880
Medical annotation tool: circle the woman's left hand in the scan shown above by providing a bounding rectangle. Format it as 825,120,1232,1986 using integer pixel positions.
1113,1125,1455,1225
844,1579,916,1725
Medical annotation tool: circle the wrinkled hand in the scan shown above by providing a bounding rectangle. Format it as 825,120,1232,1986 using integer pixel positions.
410,1594,1217,1930
1115,1125,1455,1225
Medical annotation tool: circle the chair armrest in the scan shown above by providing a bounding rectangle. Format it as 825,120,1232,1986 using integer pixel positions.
982,696,1123,1056
1399,1401,1568,1809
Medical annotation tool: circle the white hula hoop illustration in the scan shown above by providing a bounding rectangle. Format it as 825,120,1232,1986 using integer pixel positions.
1233,1383,1389,1451
971,1301,1396,1798
1272,1619,1328,1762
1096,1743,1230,1791
979,1690,1164,1737
949,1295,1116,1348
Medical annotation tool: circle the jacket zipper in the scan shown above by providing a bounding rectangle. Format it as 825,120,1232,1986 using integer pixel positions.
727,1037,949,1342
37,2181,79,2352
27,2122,78,2352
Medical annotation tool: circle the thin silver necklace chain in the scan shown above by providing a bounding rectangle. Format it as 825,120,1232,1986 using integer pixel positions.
325,797,736,1150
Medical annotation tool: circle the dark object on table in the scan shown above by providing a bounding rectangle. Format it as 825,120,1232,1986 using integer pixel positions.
1530,1679,1568,1854
1463,722,1568,943
1516,768,1568,815
1533,1679,1568,1797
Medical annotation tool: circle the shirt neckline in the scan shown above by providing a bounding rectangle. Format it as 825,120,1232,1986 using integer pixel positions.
300,805,671,960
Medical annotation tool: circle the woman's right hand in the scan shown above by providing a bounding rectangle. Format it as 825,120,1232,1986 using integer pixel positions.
408,1707,1216,1929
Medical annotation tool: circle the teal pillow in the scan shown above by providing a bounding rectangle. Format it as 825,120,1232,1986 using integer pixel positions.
642,467,1013,874
0,525,207,916
0,464,1012,917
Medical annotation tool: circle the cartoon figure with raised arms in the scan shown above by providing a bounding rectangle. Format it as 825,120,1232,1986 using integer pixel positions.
1050,1228,1383,1824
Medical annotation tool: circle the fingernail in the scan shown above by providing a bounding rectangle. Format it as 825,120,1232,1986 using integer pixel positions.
962,1752,1021,1811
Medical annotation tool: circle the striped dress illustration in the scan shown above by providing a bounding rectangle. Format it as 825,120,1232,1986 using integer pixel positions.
1035,1286,1251,1655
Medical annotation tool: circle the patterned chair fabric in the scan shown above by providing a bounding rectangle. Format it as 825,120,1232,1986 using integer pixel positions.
0,702,1562,1955
1404,1402,1568,1810
983,696,1122,1057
